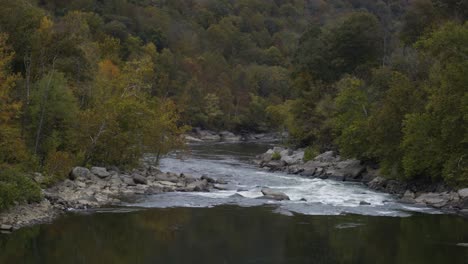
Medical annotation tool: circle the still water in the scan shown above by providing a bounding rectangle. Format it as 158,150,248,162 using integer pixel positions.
0,143,467,263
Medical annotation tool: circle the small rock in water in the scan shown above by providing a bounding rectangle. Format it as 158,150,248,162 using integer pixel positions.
260,188,290,201
229,193,244,198
359,201,371,206
213,184,229,190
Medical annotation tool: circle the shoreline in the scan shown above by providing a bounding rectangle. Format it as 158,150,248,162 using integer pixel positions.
0,165,223,232
254,147,468,216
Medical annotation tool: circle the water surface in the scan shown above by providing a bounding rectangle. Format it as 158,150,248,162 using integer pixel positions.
0,206,467,264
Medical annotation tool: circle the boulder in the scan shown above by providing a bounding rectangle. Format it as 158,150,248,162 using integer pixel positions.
0,224,13,231
262,160,286,171
400,190,416,203
158,181,178,187
121,175,136,186
155,172,180,183
229,193,245,198
367,177,388,190
213,184,229,190
70,167,92,180
132,174,147,185
314,151,339,163
299,161,328,177
181,174,197,184
220,131,242,142
91,167,110,178
201,175,216,183
359,201,371,206
186,180,209,192
281,151,304,165
260,188,290,201
415,193,450,208
185,135,203,142
458,188,468,199
333,160,365,180
198,131,221,141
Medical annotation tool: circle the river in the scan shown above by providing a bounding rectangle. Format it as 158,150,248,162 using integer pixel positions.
0,142,467,263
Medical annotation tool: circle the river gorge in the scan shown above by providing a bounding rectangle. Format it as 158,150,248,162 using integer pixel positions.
0,142,467,263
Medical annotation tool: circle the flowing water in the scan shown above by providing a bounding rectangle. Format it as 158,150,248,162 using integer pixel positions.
0,142,467,263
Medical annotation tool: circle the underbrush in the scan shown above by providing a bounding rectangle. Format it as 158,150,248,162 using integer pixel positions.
0,167,42,211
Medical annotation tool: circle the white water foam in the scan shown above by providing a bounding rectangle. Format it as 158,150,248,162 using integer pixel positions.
132,144,438,217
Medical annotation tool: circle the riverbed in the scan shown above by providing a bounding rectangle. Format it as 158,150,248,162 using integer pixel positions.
0,142,467,263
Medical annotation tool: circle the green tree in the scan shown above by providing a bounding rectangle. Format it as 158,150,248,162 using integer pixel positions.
402,22,468,185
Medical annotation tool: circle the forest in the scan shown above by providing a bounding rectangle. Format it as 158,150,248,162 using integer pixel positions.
0,0,466,210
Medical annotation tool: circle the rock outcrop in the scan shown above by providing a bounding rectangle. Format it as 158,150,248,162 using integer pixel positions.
0,166,225,231
185,128,284,143
255,147,468,213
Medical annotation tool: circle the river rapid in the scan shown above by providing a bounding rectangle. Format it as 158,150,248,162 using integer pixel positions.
0,142,467,263
136,142,436,217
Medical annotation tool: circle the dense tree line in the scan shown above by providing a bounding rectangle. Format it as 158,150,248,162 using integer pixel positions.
0,0,466,209
275,0,467,186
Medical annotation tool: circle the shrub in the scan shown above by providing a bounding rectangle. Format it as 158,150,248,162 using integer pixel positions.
44,150,76,185
0,167,42,211
303,146,319,162
272,151,281,161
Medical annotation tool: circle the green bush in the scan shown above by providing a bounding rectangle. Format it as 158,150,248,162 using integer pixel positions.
303,147,319,162
0,167,42,211
271,152,281,161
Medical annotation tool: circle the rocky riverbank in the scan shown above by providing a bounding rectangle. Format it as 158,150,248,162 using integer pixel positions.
255,147,468,214
0,166,224,232
185,128,286,143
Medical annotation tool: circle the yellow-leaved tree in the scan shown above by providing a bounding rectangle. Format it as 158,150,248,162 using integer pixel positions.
0,33,29,166
78,54,188,168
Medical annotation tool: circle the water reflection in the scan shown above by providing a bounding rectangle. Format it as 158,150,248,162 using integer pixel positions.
0,206,467,264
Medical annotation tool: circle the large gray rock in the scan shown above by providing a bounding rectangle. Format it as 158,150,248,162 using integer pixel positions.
70,167,92,180
220,131,242,142
121,175,136,186
260,188,290,201
314,151,340,163
201,175,216,183
185,135,203,142
333,160,365,180
367,177,388,190
198,130,221,141
415,193,452,208
155,172,180,183
281,151,304,165
0,224,13,231
91,167,110,178
132,174,147,185
299,161,328,177
181,174,197,184
458,188,468,199
400,190,416,203
186,180,209,192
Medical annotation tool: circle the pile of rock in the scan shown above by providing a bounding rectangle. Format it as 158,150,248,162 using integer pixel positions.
47,166,220,210
185,128,284,143
255,147,468,213
1,166,225,230
257,149,365,182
